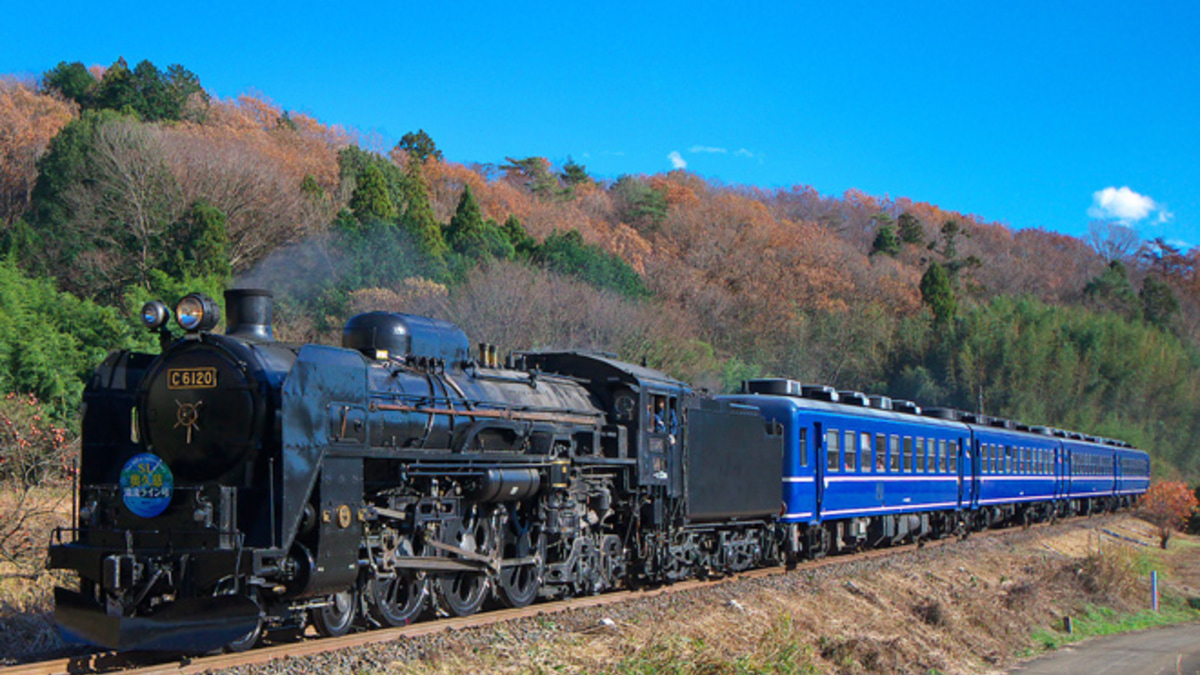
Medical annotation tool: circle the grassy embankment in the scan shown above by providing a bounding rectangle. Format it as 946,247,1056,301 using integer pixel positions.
381,517,1199,675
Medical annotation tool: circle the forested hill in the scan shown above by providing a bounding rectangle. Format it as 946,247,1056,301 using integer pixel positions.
2,58,1199,478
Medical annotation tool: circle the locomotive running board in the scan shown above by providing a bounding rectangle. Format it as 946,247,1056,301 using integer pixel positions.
54,588,260,652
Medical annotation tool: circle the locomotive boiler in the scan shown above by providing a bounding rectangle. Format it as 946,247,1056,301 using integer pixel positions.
48,289,785,652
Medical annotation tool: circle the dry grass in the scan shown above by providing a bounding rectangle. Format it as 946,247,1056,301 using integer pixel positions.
0,485,72,664
371,518,1199,675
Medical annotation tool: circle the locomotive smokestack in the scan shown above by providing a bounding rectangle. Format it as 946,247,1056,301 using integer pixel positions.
224,288,274,341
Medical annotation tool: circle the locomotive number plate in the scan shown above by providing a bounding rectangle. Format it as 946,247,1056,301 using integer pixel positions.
168,367,217,389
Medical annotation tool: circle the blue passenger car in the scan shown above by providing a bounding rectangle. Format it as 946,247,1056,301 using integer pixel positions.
969,422,1061,524
722,378,1151,559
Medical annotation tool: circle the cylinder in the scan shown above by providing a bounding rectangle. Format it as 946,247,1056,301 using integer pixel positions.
467,468,541,503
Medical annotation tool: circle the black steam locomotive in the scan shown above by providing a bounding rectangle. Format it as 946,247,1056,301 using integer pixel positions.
49,289,784,652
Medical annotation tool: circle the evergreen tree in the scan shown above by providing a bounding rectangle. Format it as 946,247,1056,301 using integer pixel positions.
500,214,536,257
445,185,512,260
1084,260,1138,318
349,164,396,222
132,60,167,121
1140,275,1179,329
41,61,95,105
611,175,668,232
398,158,447,259
560,157,591,186
897,211,924,244
162,64,205,120
169,200,231,280
94,57,143,115
534,229,648,299
398,129,442,163
871,224,901,256
919,261,957,327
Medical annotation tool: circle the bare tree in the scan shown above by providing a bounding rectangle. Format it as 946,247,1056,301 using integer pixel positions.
62,118,184,291
1087,220,1140,262
163,129,330,270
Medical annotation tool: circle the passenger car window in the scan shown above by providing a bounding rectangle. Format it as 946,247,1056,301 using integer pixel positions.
826,429,840,472
798,428,808,467
860,432,872,473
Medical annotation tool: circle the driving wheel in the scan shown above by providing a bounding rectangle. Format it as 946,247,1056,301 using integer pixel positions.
436,509,493,617
366,572,426,627
312,589,356,637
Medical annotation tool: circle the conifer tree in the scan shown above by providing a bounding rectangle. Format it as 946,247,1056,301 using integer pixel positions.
920,261,956,327
349,164,395,221
445,185,512,260
897,212,924,244
398,158,447,259
871,224,901,257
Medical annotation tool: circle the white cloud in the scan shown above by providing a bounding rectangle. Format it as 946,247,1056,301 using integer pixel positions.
734,148,754,158
689,145,727,154
668,151,687,169
1088,186,1172,225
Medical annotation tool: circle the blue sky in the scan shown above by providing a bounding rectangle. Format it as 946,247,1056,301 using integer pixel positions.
2,1,1197,245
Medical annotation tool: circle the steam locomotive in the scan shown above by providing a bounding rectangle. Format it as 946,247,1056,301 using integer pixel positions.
48,289,784,651
47,289,1149,652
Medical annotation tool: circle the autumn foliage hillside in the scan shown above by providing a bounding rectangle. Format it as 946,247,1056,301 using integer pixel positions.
2,58,1199,479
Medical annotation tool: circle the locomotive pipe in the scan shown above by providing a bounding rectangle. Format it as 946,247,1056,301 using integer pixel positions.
372,402,601,427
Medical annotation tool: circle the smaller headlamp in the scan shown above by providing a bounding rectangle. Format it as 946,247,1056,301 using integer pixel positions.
140,300,170,330
175,293,221,333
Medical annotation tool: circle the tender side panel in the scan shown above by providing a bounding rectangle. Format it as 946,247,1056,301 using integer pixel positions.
685,399,782,522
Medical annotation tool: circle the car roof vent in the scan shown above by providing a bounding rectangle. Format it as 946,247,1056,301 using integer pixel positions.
989,418,1013,429
923,408,960,420
801,385,839,402
892,399,921,415
868,395,893,411
838,390,869,407
743,378,803,396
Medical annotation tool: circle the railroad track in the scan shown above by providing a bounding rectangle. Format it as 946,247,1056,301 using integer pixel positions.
2,514,1123,675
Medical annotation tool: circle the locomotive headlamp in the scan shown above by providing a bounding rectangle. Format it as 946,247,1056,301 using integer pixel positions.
140,301,170,330
175,293,221,333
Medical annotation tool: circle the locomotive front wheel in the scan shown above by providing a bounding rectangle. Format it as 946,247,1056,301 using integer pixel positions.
366,572,426,627
312,589,357,637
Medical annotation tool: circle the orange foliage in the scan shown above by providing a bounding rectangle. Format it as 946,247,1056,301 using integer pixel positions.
195,95,349,191
648,174,700,209
166,95,352,268
0,80,76,224
1140,480,1199,548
